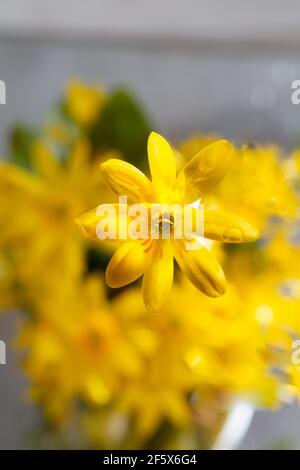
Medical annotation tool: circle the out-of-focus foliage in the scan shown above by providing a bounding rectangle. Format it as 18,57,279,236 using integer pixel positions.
0,82,300,449
90,89,151,169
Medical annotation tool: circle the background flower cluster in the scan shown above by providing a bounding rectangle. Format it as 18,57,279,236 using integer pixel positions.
0,80,300,449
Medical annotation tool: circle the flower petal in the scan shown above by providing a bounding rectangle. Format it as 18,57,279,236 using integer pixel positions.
106,241,151,288
204,209,260,243
174,239,226,297
142,241,174,312
76,206,111,241
75,204,131,242
100,159,154,203
147,132,177,201
0,162,44,197
32,142,64,184
176,140,234,202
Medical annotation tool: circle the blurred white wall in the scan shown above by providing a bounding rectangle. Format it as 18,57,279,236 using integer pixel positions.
0,0,300,45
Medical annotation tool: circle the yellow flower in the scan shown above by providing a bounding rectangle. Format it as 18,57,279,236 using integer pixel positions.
179,133,222,162
0,253,15,309
66,79,106,126
20,272,284,443
181,137,298,230
18,276,151,425
0,138,114,309
224,229,300,351
77,132,259,311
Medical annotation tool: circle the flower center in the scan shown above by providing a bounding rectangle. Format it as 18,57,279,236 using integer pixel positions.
151,211,174,238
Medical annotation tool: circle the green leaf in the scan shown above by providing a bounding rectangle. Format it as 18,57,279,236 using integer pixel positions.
91,87,152,169
9,124,37,171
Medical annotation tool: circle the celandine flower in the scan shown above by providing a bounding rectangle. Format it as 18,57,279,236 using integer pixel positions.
66,79,106,126
0,138,114,305
76,132,259,311
181,135,298,230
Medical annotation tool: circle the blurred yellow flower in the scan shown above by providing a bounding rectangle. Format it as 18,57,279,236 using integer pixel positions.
181,136,298,230
179,133,221,161
2,78,300,450
66,79,106,126
18,272,283,446
0,138,113,307
19,276,145,424
0,253,15,309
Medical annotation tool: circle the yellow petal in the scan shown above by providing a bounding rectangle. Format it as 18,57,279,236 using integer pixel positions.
162,391,190,427
204,209,260,243
66,79,106,126
68,138,90,180
100,159,153,203
176,140,234,202
0,162,44,197
75,206,109,241
75,204,133,242
174,239,226,297
106,241,151,288
31,142,63,184
136,402,161,437
147,132,177,201
142,241,174,312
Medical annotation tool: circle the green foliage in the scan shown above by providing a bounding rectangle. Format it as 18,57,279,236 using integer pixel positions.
8,87,152,175
91,87,152,169
86,247,111,272
9,124,36,170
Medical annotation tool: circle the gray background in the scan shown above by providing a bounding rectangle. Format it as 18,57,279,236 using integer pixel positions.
1,31,300,449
